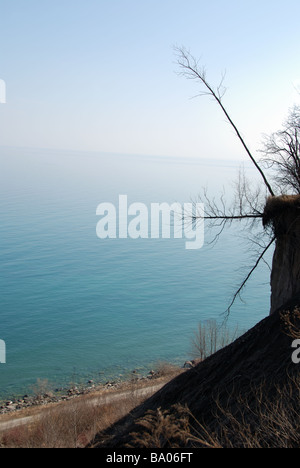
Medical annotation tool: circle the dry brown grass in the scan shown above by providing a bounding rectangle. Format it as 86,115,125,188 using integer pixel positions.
129,374,300,449
127,405,191,448
194,375,300,448
152,362,184,378
0,370,182,448
281,307,300,340
0,397,134,448
0,400,105,448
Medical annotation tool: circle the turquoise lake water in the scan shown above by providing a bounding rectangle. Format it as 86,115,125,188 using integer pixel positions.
0,148,273,398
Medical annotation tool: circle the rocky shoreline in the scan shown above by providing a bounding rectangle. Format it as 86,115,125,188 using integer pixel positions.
0,359,198,416
0,381,115,415
0,365,189,416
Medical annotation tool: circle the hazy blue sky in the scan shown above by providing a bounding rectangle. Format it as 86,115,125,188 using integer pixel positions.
1,0,300,159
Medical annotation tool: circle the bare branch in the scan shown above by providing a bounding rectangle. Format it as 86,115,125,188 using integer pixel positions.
175,46,275,197
261,105,300,194
187,167,267,245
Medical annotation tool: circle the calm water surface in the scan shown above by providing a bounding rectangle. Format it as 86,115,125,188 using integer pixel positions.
0,148,273,398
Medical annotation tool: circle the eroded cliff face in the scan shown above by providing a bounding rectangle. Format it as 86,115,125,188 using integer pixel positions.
263,195,300,314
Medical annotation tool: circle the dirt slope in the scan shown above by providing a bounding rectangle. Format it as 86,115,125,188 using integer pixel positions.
90,294,300,448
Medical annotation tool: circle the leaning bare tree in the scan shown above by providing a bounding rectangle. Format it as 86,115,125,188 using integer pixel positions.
175,46,300,316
